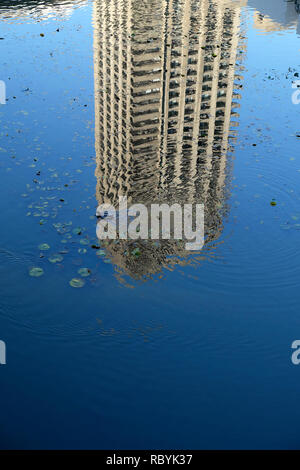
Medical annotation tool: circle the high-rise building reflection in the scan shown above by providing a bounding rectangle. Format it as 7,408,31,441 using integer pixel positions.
248,0,300,33
0,0,86,19
93,0,246,282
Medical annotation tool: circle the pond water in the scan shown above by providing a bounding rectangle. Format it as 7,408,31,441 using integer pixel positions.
0,0,300,450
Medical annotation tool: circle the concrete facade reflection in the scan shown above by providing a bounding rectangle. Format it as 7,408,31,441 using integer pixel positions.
93,0,246,282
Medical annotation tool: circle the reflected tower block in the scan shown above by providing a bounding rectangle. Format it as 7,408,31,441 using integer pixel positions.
93,0,246,282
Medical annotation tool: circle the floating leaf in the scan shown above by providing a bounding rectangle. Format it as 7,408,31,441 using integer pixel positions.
78,268,91,277
38,243,50,251
96,249,106,257
132,248,141,257
69,278,85,288
29,267,44,277
48,254,63,264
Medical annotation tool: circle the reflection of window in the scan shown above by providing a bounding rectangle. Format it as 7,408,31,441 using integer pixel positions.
169,100,178,109
168,110,178,118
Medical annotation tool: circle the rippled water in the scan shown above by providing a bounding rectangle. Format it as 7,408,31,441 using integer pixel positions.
0,0,300,449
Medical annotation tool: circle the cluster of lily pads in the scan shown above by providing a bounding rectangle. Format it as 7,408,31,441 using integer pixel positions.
28,228,112,287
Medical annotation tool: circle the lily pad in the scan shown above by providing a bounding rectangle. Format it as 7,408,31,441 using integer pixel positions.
78,268,91,277
69,278,85,288
29,267,44,277
48,254,63,264
38,243,50,251
132,248,141,257
96,249,106,257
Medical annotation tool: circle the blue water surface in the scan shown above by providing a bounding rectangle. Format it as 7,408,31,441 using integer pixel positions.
0,0,300,449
